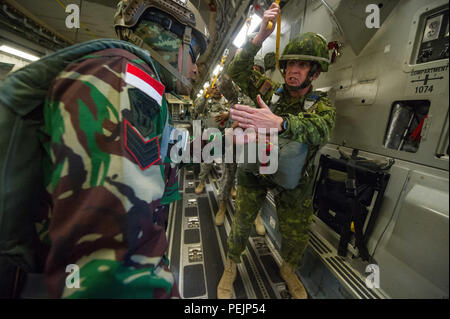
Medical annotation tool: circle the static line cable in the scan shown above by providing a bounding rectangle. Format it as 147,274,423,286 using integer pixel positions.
205,52,228,98
266,0,281,70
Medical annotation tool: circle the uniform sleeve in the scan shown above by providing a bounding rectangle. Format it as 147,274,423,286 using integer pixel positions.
228,40,278,105
41,50,179,299
193,96,207,119
281,96,336,146
217,75,239,105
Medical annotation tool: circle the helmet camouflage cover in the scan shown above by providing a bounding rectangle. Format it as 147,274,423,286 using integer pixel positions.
114,0,209,52
114,0,210,90
279,32,330,72
253,55,265,71
264,52,276,71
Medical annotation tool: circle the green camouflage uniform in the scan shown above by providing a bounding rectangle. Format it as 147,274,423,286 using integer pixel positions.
217,89,254,201
38,47,181,298
194,96,228,182
226,40,336,267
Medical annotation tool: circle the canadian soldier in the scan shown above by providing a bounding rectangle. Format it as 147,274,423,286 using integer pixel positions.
217,3,335,299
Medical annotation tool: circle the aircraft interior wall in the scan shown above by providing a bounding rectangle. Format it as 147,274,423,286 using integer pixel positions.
254,0,449,299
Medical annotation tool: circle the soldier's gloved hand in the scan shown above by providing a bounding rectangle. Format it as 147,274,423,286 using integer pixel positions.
230,94,283,132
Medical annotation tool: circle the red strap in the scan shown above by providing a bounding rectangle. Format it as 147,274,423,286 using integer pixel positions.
410,115,427,141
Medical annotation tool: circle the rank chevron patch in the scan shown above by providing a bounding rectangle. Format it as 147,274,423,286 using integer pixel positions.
123,118,160,170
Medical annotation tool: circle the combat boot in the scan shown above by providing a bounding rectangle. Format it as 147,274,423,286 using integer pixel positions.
217,258,237,299
215,200,227,226
254,212,266,236
195,181,206,194
280,262,307,299
230,186,237,199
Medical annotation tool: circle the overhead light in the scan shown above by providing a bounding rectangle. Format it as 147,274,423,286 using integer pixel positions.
212,64,221,76
232,14,262,48
199,89,204,94
0,45,40,62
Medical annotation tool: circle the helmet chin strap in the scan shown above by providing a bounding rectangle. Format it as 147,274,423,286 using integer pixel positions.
286,63,319,92
182,26,192,86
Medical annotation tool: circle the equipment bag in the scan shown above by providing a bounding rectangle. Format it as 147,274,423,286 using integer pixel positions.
238,137,308,190
312,150,392,261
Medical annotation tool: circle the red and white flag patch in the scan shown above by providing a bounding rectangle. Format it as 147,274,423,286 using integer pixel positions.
125,63,165,106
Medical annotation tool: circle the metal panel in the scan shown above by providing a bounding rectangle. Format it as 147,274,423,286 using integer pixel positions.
312,0,450,171
374,169,449,298
325,0,400,55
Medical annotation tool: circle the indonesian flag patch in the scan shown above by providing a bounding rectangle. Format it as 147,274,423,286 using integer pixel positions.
125,63,165,106
124,118,161,170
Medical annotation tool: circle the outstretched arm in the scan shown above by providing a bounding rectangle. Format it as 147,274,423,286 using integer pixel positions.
227,3,281,104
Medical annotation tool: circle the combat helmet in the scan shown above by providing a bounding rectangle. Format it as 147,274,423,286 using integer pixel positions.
264,52,276,71
279,32,330,72
253,55,265,72
114,0,210,89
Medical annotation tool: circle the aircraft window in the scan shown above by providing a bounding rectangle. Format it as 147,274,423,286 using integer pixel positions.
383,100,430,153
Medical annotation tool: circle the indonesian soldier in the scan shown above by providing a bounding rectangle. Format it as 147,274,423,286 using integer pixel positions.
0,0,209,298
194,85,228,195
217,3,336,299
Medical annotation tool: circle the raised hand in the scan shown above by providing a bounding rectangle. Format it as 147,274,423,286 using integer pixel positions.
253,2,281,46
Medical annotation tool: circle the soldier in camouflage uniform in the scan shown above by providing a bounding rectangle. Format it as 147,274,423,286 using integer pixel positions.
217,3,336,299
215,73,266,235
253,55,265,74
264,52,277,73
0,0,209,298
194,85,229,195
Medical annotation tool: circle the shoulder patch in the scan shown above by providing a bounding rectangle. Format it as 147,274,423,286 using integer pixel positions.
271,92,281,105
128,88,160,137
259,79,273,96
304,91,326,111
125,63,165,106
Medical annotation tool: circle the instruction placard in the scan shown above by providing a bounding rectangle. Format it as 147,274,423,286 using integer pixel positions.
406,62,449,96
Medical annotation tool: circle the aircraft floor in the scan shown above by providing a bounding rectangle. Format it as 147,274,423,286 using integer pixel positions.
167,165,293,299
